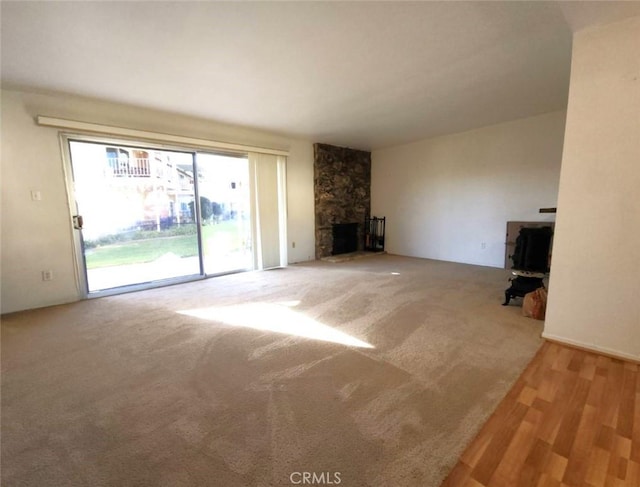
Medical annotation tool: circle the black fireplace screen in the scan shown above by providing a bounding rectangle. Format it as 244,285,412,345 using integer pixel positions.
332,223,358,255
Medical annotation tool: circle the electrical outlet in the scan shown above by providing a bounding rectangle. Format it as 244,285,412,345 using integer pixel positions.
42,270,53,281
31,190,42,201
481,242,487,250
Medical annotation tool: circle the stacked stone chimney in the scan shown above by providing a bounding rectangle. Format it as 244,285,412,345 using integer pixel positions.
314,143,371,259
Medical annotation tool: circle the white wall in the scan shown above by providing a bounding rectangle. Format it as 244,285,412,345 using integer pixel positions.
0,89,315,314
544,17,640,361
371,111,565,267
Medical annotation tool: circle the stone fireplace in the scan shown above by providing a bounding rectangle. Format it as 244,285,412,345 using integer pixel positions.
314,143,371,259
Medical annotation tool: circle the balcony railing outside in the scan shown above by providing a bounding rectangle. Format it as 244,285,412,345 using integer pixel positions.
108,157,152,177
106,157,193,192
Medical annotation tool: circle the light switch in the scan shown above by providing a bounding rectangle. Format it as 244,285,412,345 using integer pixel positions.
31,190,42,201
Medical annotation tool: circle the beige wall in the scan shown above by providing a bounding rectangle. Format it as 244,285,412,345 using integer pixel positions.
544,17,640,361
371,111,565,267
0,89,315,314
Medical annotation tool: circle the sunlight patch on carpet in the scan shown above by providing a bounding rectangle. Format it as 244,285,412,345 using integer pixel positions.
178,303,374,348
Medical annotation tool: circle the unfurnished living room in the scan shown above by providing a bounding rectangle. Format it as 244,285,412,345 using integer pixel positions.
1,2,639,487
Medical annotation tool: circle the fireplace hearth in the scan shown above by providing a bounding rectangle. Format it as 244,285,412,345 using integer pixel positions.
332,223,358,255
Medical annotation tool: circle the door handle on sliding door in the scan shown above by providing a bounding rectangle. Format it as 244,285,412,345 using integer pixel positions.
73,215,84,230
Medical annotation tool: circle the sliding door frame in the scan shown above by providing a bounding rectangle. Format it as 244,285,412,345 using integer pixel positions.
60,132,257,298
194,149,253,277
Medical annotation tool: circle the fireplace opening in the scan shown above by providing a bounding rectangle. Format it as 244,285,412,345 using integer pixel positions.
332,223,358,255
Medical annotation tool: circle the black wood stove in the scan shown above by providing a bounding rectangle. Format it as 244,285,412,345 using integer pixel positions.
503,227,553,306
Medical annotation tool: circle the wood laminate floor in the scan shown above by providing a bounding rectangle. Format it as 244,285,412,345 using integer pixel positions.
441,341,639,487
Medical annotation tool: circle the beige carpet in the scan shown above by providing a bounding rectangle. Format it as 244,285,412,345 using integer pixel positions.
1,255,543,487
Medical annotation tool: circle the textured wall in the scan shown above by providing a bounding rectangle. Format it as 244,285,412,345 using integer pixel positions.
544,17,640,361
1,88,315,313
372,110,564,267
314,143,371,258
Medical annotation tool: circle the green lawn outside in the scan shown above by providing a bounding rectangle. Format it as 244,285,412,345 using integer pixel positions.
85,221,246,269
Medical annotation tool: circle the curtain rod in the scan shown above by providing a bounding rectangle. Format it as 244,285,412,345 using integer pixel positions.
36,116,290,157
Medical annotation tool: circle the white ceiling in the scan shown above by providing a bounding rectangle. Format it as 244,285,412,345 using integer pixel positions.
2,1,640,150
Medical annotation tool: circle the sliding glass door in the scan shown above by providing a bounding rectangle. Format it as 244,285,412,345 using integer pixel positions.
67,138,253,294
68,140,201,292
197,152,252,275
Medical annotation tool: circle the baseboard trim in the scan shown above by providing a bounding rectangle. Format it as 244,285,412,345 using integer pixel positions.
542,333,640,364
